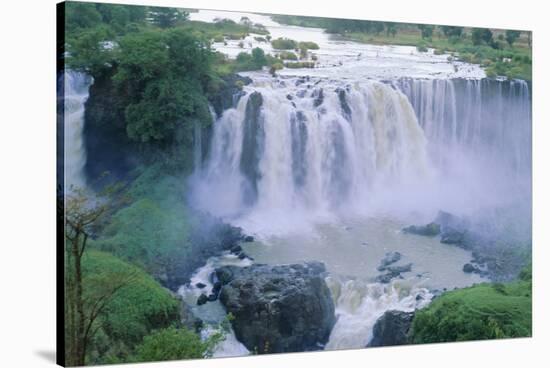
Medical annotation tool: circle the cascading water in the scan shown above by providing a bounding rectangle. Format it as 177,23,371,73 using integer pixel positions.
63,70,93,189
192,76,433,233
190,72,531,352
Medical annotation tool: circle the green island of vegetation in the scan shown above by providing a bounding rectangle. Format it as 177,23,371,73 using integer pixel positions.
271,15,531,80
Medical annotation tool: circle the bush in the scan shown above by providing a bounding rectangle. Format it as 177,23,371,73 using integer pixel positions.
278,51,298,60
271,37,297,49
284,61,315,68
410,269,532,343
416,43,428,53
298,41,320,50
134,327,206,362
83,251,181,364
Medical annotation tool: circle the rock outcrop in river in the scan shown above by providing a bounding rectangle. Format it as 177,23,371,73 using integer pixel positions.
367,310,415,347
216,262,336,353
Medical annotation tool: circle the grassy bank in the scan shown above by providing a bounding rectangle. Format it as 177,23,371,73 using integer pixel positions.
410,265,532,343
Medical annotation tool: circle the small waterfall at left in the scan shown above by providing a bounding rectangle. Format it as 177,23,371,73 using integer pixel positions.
63,70,93,189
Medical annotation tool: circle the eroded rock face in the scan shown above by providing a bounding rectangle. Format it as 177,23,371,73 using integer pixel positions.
216,262,336,354
367,310,415,347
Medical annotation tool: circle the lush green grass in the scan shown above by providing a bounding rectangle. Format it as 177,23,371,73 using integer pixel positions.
133,327,206,363
92,164,192,278
410,266,532,343
82,250,182,364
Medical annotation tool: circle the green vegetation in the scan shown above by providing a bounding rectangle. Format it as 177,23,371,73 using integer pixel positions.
285,61,315,68
133,327,206,362
410,265,532,343
271,14,531,80
83,251,183,365
271,37,298,49
278,51,298,60
298,41,320,50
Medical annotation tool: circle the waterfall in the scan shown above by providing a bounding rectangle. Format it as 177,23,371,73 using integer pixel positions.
192,77,432,227
192,75,531,238
397,78,532,180
63,70,93,189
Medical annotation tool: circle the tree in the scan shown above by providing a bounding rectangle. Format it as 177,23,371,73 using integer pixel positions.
149,7,188,28
385,23,397,37
418,24,434,40
440,25,463,39
472,28,493,45
65,2,102,32
505,30,521,47
114,29,214,143
251,47,267,67
64,186,136,366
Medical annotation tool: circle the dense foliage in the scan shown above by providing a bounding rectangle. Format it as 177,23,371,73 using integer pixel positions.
82,251,182,365
410,266,532,343
133,327,206,362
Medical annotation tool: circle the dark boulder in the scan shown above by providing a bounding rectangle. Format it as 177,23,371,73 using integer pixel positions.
385,263,413,274
195,282,207,289
441,229,468,246
209,74,252,118
402,222,440,236
463,263,476,273
230,245,242,254
243,235,255,242
367,310,415,347
377,252,402,271
197,294,208,306
217,262,335,354
375,271,402,284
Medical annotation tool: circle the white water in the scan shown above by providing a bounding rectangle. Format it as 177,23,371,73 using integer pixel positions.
190,9,485,79
186,9,531,354
178,253,252,358
63,70,93,189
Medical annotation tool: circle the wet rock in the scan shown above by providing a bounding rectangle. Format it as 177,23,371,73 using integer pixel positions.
217,262,335,354
195,282,207,289
313,88,324,107
197,294,208,306
244,235,255,242
463,263,476,273
377,252,402,271
230,245,242,254
212,281,222,296
367,310,415,347
441,229,467,246
403,222,441,236
207,294,217,302
375,271,402,284
180,300,203,333
385,263,413,274
209,74,253,117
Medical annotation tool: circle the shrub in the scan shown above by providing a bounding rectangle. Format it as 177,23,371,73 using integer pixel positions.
298,41,320,50
284,61,315,68
271,37,297,50
278,51,298,60
134,327,206,362
83,251,181,364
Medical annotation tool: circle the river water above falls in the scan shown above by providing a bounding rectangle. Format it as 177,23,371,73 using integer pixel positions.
183,9,531,356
